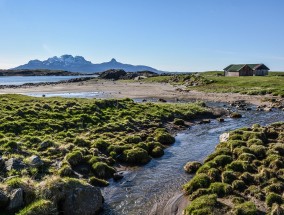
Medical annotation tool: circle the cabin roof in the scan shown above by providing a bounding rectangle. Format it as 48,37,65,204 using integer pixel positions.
224,64,270,72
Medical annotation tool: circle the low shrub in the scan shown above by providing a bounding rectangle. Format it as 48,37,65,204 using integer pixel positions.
91,162,115,179
183,173,211,194
221,171,237,184
173,118,185,126
232,180,246,191
16,199,56,215
238,153,256,162
240,172,255,185
184,161,202,174
58,165,74,177
155,132,175,145
150,146,164,158
73,138,90,147
233,201,257,215
120,148,150,164
88,176,109,187
65,151,83,166
183,194,217,215
249,145,267,159
207,168,221,182
247,138,264,147
266,193,283,207
209,182,232,197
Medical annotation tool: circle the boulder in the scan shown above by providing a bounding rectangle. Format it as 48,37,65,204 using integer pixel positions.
28,155,43,167
5,158,26,171
217,118,225,122
219,133,230,143
62,185,103,215
0,189,9,209
40,178,103,215
39,141,53,149
113,172,124,181
7,188,24,212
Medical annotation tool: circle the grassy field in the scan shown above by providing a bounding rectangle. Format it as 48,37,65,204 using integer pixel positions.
0,94,211,214
143,72,284,97
183,122,284,214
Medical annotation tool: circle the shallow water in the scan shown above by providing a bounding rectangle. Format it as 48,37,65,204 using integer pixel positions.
100,107,284,215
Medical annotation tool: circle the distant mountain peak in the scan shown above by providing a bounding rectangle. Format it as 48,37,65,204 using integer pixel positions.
13,55,163,74
110,58,117,63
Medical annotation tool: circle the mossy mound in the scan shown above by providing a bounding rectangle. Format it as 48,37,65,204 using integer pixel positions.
183,122,284,214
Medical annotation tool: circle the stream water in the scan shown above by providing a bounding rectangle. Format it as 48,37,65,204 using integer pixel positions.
100,105,284,215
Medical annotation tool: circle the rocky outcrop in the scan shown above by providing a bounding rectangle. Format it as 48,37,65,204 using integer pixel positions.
99,69,127,80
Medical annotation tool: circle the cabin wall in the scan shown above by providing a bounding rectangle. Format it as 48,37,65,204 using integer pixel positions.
254,69,268,76
225,71,240,77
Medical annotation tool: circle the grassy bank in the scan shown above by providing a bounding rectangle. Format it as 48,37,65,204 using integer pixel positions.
182,122,284,214
0,94,211,214
143,72,284,97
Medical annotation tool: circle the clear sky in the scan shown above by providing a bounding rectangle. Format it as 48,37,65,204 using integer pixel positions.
0,0,284,72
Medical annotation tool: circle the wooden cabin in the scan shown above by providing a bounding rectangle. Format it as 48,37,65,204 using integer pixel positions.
224,64,269,77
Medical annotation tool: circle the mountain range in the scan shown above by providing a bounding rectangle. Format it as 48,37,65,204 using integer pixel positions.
13,55,162,73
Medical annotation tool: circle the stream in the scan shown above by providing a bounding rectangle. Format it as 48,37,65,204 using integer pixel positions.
100,103,284,215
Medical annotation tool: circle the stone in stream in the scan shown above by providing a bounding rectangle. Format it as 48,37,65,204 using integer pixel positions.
113,172,124,181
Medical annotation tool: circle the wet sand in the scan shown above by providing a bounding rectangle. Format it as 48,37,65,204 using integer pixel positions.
0,78,281,107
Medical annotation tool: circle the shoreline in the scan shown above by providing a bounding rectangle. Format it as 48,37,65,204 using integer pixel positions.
0,79,282,107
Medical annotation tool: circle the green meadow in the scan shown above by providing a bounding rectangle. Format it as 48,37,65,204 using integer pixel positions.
0,94,210,214
143,72,284,97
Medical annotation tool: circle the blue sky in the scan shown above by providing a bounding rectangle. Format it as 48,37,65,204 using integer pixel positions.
0,0,284,71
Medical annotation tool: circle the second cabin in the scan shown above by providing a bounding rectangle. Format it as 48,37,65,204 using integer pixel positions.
224,64,269,77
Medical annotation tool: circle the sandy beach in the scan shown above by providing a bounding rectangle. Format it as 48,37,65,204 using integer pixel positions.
0,78,281,107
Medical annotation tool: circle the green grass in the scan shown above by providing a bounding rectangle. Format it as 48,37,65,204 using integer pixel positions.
0,94,211,214
143,72,284,97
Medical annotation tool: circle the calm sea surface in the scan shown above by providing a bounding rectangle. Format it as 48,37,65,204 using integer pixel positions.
0,75,96,85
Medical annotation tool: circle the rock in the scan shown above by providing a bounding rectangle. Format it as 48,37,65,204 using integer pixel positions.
99,69,127,80
219,133,230,143
62,184,103,215
113,172,124,181
158,98,167,103
0,156,4,169
0,189,9,209
28,155,43,167
264,107,272,112
230,112,242,118
7,188,24,212
39,141,53,149
184,161,202,174
201,119,211,124
5,158,26,171
40,177,103,215
217,118,225,122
